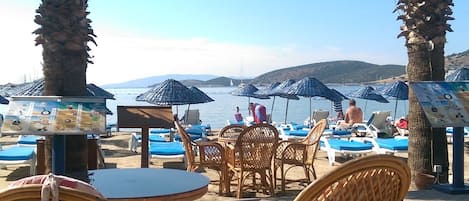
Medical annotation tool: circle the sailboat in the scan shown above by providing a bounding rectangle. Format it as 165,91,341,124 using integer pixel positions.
230,79,234,87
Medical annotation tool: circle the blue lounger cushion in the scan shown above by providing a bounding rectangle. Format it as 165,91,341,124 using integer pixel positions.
174,134,201,141
149,142,185,156
375,138,408,151
446,127,469,135
229,120,244,125
17,135,42,145
327,139,373,151
135,134,167,142
150,128,171,134
0,146,35,160
288,130,309,137
324,129,352,136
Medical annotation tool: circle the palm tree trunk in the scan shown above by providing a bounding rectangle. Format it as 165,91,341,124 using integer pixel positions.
35,0,96,182
406,43,433,181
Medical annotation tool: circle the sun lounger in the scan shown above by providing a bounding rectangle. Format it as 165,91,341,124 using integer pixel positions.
353,111,391,137
129,131,169,152
227,120,245,126
0,145,36,175
304,110,329,127
17,135,44,146
320,137,373,166
149,141,185,161
354,137,408,154
182,109,201,125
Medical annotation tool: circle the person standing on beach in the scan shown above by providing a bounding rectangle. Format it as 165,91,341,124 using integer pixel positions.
234,106,243,122
254,103,267,124
339,99,363,128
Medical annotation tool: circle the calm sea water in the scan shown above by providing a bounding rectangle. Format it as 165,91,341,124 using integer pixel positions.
104,85,409,129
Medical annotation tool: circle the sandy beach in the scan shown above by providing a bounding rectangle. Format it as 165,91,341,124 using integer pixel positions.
1,132,469,200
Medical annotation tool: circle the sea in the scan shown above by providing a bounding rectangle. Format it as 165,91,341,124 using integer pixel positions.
103,85,408,129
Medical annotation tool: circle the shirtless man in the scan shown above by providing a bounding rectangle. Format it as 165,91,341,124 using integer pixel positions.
339,99,363,128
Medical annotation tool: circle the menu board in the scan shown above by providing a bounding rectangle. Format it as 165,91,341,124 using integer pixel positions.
1,96,107,135
410,82,469,128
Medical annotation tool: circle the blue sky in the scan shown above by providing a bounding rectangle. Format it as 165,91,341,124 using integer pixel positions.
1,0,468,85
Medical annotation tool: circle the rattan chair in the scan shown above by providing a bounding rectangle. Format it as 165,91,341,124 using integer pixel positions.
274,119,327,193
175,121,226,195
226,123,279,198
293,155,411,201
218,124,247,143
0,184,107,201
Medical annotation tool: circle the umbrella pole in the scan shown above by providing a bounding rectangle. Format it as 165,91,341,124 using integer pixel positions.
393,90,400,121
284,99,290,124
309,97,312,128
270,96,276,123
185,104,191,124
364,100,368,116
248,97,251,115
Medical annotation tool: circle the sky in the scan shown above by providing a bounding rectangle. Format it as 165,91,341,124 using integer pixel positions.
0,0,468,85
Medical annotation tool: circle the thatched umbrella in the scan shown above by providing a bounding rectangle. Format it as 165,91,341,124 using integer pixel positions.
255,82,280,120
349,86,389,115
231,84,269,115
446,67,469,81
380,81,408,120
0,95,8,104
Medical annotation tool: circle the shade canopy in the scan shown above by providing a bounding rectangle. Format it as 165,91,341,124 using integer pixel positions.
0,95,8,104
286,77,341,102
446,67,469,81
349,86,389,103
139,79,206,105
255,82,281,96
381,81,408,100
6,79,115,99
231,84,269,99
189,86,214,103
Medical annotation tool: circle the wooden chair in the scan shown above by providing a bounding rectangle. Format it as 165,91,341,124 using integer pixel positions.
294,155,411,201
0,174,107,201
175,121,226,195
218,124,247,143
226,123,279,198
274,119,327,193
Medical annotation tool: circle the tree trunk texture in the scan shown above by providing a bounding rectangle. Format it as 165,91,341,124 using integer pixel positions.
407,43,433,181
35,0,96,182
429,43,449,183
43,47,89,181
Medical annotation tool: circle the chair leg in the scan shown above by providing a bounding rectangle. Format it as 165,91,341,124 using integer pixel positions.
311,165,317,180
281,163,286,193
237,171,244,198
303,165,311,182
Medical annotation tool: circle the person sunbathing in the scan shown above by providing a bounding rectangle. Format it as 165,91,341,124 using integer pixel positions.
339,99,363,129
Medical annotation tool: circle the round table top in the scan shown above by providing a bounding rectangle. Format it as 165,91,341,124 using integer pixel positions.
89,168,209,200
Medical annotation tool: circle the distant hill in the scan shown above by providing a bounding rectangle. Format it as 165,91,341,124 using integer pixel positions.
446,49,469,69
102,74,218,88
250,60,405,85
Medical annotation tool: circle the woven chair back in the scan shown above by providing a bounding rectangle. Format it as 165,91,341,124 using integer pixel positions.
219,124,247,138
235,123,279,169
302,119,327,163
175,122,195,167
0,184,107,201
294,155,411,201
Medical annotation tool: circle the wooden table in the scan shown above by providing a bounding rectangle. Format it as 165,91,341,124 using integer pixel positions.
217,135,239,144
89,168,209,201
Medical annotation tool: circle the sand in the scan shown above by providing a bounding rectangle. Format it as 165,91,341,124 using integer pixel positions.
1,132,469,200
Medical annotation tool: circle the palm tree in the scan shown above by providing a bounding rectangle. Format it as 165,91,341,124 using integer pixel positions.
34,0,97,181
395,0,453,184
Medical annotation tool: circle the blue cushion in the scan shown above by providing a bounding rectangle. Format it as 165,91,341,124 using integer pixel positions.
174,134,201,142
288,130,309,137
186,127,204,135
17,135,41,145
136,134,167,142
324,129,352,136
229,120,244,125
150,129,171,134
446,127,469,135
327,139,373,151
0,146,35,160
149,142,185,156
375,138,408,151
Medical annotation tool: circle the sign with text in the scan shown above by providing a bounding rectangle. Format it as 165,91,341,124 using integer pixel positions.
117,106,174,129
410,82,469,128
1,96,107,135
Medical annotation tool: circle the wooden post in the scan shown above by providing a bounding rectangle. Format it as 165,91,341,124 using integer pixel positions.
141,126,149,168
36,139,46,175
88,138,98,170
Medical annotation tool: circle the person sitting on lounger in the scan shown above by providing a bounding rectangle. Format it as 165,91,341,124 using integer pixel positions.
234,106,243,122
339,99,363,128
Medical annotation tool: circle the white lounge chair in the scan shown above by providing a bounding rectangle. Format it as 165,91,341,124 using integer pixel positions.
446,127,469,143
304,110,329,127
353,137,408,155
353,111,391,137
182,109,201,125
320,137,373,166
0,145,36,175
